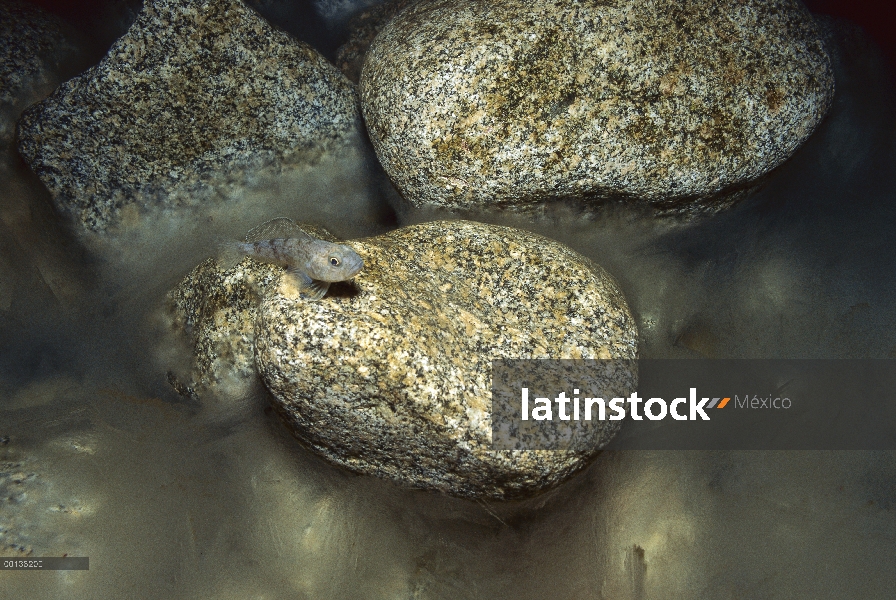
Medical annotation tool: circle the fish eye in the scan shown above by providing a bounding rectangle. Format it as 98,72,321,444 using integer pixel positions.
329,256,341,267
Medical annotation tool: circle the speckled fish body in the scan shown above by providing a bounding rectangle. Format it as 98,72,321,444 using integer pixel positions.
220,218,364,300
234,235,328,274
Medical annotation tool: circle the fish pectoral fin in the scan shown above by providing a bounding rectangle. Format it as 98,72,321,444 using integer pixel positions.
287,268,329,300
304,280,330,300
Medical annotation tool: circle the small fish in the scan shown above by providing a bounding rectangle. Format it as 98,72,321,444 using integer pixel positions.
219,217,364,300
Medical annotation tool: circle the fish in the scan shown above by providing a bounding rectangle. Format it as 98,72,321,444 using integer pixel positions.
218,217,364,300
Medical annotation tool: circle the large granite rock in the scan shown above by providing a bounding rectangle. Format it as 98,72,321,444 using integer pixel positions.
171,220,637,499
17,0,362,232
256,221,637,499
360,0,835,216
0,0,80,145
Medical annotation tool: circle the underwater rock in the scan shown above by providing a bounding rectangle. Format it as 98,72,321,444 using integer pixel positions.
16,0,362,233
360,0,834,216
254,220,637,499
171,220,636,498
168,257,278,397
335,0,416,83
0,424,95,560
0,0,81,145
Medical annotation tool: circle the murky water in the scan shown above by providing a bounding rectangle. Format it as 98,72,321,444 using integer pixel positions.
2,2,895,598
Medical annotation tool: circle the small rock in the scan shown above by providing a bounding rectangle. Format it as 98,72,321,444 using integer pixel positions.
360,0,835,216
168,222,339,396
0,0,81,145
168,257,278,396
17,0,362,233
253,220,637,499
335,0,417,83
0,433,81,558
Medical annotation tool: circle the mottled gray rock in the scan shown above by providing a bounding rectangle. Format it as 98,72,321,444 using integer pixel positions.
360,0,835,216
0,434,35,557
0,0,80,145
0,421,94,559
336,0,417,83
254,220,637,499
17,0,362,232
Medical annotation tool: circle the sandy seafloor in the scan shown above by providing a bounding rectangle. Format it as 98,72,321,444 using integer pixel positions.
1,1,895,598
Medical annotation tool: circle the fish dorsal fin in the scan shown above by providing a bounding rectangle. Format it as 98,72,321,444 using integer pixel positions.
244,217,311,242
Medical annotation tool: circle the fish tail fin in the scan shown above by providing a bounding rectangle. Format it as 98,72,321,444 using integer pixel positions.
217,242,248,271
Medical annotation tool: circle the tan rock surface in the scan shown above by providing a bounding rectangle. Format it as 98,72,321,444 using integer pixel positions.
360,0,834,216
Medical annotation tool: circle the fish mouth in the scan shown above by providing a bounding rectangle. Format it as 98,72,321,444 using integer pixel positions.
347,257,365,277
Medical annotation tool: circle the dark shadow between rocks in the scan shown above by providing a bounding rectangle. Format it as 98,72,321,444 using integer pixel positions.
326,278,363,298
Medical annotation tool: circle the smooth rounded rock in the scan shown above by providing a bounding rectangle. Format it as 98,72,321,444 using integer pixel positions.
17,0,362,232
254,220,637,499
360,0,835,216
